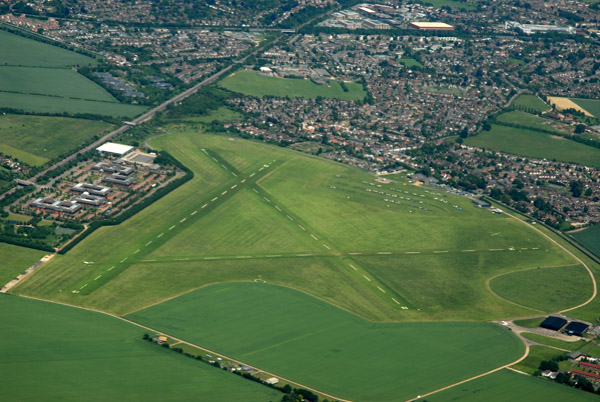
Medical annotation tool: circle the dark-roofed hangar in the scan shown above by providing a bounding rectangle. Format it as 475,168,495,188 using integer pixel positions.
539,316,567,331
564,321,589,337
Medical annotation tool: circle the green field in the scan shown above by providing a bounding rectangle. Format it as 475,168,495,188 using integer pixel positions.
0,91,147,117
127,282,524,402
14,133,585,321
489,264,593,312
181,106,244,123
465,124,600,167
571,98,600,118
421,0,475,10
0,29,96,67
521,332,585,351
571,225,600,258
511,94,549,113
0,243,45,287
0,295,281,402
0,114,113,165
496,110,562,133
514,317,545,328
399,57,423,68
219,69,366,100
429,368,598,402
511,345,566,375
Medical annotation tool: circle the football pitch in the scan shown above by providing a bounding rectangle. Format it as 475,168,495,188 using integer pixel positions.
127,282,525,402
14,134,587,322
0,295,281,402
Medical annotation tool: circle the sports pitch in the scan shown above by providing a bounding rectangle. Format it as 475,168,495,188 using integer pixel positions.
219,69,366,100
127,282,524,402
0,114,114,165
0,295,281,402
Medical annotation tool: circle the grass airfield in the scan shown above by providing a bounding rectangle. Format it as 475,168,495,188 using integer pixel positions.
10,132,597,401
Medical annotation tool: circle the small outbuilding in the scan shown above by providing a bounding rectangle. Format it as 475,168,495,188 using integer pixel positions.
540,316,567,331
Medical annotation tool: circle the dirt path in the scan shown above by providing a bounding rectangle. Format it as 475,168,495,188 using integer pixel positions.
15,294,355,402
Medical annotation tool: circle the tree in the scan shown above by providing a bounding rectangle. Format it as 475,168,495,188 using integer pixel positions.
574,124,585,134
539,360,559,371
570,181,584,197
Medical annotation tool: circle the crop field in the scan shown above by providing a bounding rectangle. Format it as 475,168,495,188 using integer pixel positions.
219,69,366,100
570,98,600,118
511,94,549,112
0,30,96,67
547,96,593,117
495,110,563,133
0,114,113,165
571,225,600,258
465,124,600,168
489,264,593,312
127,282,524,402
0,244,45,287
14,133,586,322
0,91,147,117
428,369,598,402
0,295,281,402
0,66,116,102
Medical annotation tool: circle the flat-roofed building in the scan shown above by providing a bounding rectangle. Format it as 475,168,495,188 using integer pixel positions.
74,194,107,206
102,174,136,186
92,162,134,176
410,22,454,31
31,197,82,214
72,183,112,197
96,142,134,157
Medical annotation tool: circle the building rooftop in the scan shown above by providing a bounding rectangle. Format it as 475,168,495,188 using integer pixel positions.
96,142,134,156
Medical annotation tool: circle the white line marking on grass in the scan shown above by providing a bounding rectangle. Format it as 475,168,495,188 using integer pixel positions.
212,157,218,162
252,188,258,193
521,248,528,250
275,206,281,211
241,179,246,183
94,275,102,281
259,167,264,171
462,250,475,252
204,257,220,260
287,215,294,221
434,250,448,253
298,225,305,231
175,258,190,261
405,251,420,254
392,298,400,304
362,275,371,282
377,252,391,255
211,197,218,201
221,164,228,169
157,233,164,238
231,185,237,189
169,225,176,230
310,234,319,241
322,244,331,250
349,264,358,271
266,255,281,258
141,260,157,262
108,266,115,271
296,254,312,257
133,249,140,254
231,172,237,177
222,191,227,195
146,241,153,246
348,252,362,255
264,197,271,203
191,210,198,215
201,204,207,209
532,247,539,250
489,248,502,251
201,149,208,154
377,286,386,293
250,173,255,177
236,256,252,259
80,284,88,290
120,258,128,263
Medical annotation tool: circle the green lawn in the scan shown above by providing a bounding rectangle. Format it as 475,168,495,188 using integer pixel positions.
571,98,600,118
127,282,524,402
219,69,366,100
0,295,281,402
181,106,244,123
465,124,600,167
14,134,583,322
0,29,96,67
0,66,117,102
514,317,545,328
521,332,585,351
0,91,147,117
429,368,598,402
511,345,567,375
489,264,593,312
421,0,475,10
0,114,113,165
0,243,45,287
571,225,600,258
496,110,562,133
511,94,549,112
399,57,423,68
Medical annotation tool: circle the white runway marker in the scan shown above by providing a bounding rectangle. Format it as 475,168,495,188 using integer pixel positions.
298,225,305,231
141,259,157,262
236,256,252,259
322,244,331,250
169,225,176,230
108,266,115,271
201,204,207,209
462,250,475,252
146,241,153,246
205,257,220,260
80,284,88,290
252,188,258,193
120,258,128,263
287,215,294,221
349,264,358,271
405,251,420,254
231,185,237,189
133,249,140,254
489,248,502,251
94,275,102,281
377,286,386,293
362,275,371,282
310,234,319,241
191,210,198,215
264,197,271,203
201,149,208,154
249,173,255,177
157,233,164,238
221,164,228,169
241,179,246,183
222,191,227,195
274,205,281,211
211,197,218,201
231,172,237,177
377,252,391,255
434,250,448,253
348,252,362,255
392,298,400,305
175,258,190,261
296,254,312,257
266,255,281,258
